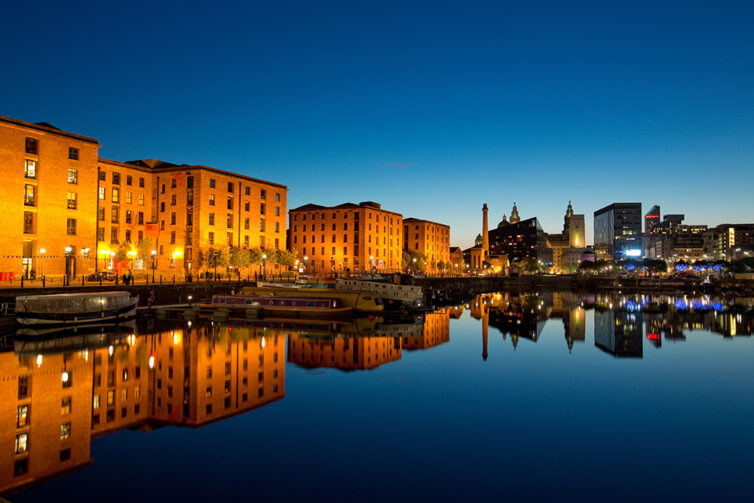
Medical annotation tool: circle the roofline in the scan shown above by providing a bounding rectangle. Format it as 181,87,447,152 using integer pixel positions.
153,164,287,189
98,159,288,189
98,157,155,173
0,115,99,145
403,217,450,228
289,202,402,216
594,202,641,216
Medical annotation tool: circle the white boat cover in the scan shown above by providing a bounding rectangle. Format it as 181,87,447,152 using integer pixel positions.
15,291,133,314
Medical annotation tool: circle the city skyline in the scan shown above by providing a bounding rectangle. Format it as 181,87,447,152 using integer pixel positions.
2,2,754,247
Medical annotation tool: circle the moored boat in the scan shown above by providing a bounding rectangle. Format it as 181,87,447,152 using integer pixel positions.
238,286,384,313
202,294,353,318
15,291,138,326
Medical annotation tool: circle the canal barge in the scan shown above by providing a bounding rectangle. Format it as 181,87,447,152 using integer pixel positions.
15,291,138,326
202,294,354,317
238,286,385,314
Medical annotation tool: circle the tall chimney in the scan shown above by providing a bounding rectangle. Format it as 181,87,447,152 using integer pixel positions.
482,203,489,259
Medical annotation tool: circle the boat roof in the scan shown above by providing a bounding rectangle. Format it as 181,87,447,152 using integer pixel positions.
16,291,131,301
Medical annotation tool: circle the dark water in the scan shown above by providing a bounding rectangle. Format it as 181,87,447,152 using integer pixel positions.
2,291,754,502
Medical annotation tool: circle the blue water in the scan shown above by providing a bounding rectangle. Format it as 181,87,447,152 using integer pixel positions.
5,292,754,502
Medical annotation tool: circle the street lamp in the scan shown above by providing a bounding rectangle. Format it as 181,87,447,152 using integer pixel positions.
39,248,46,279
151,249,157,283
304,255,308,274
262,253,267,280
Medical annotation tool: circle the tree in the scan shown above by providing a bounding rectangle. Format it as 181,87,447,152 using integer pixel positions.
276,249,296,267
229,247,250,276
402,252,426,272
519,257,542,274
205,246,229,279
249,248,264,266
135,238,153,261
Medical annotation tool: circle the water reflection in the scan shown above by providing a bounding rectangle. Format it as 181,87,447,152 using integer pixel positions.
2,291,753,498
1,320,285,494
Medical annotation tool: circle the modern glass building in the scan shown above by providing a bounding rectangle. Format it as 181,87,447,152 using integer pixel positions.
594,203,642,260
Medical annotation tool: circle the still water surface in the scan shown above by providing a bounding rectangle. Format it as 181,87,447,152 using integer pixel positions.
2,291,754,502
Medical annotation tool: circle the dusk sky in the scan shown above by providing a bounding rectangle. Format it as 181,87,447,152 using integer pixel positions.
2,0,753,247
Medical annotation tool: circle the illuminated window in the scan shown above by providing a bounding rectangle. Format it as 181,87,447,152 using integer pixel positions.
25,159,36,178
209,194,215,206
68,169,78,184
60,423,71,440
99,187,105,200
112,187,120,203
17,405,29,427
139,193,145,205
67,192,77,209
68,147,79,160
93,394,100,409
24,184,36,206
15,433,28,454
126,191,132,204
66,219,77,236
61,397,72,416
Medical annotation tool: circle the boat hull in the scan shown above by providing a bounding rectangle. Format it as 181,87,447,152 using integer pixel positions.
16,300,138,326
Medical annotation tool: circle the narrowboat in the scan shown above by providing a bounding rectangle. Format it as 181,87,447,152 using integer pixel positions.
202,294,353,318
15,291,138,326
238,287,385,313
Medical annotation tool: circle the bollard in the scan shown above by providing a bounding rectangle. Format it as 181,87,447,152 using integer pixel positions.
82,276,85,286
160,275,163,284
42,276,46,288
20,276,24,287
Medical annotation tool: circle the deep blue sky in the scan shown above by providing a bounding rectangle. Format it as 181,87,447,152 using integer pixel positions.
3,0,753,246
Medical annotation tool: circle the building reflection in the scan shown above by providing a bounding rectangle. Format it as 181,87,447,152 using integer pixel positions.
594,310,644,358
468,292,587,357
402,308,450,351
0,320,285,495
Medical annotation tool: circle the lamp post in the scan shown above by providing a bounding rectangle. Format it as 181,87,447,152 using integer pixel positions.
370,255,374,274
262,253,267,280
151,249,156,283
304,255,308,275
39,248,46,280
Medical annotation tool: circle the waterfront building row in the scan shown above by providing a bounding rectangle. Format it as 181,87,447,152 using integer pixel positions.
0,115,287,279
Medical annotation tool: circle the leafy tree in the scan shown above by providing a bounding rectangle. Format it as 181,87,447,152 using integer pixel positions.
276,249,296,267
249,248,264,265
229,247,251,271
136,238,153,261
205,246,229,278
519,257,542,273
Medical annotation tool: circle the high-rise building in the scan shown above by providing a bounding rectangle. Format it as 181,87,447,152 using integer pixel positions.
548,201,587,272
402,218,450,272
593,202,642,260
288,201,402,273
645,205,661,235
703,224,754,260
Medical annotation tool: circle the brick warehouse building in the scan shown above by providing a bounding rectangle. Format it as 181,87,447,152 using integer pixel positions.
288,201,403,273
402,217,450,272
0,115,287,280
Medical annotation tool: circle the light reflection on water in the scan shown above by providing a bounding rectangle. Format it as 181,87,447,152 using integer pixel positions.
2,291,754,502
